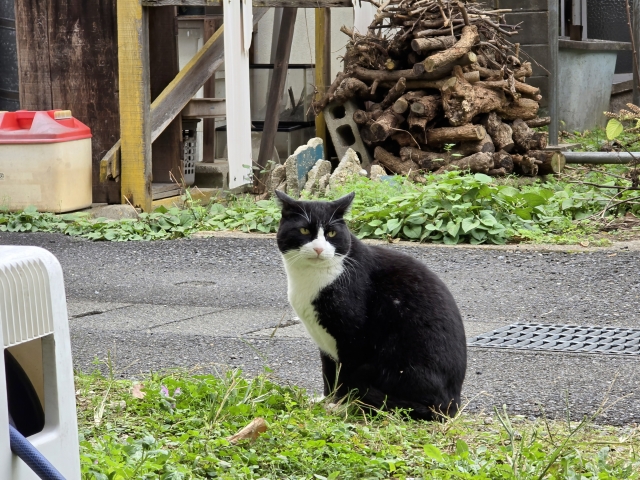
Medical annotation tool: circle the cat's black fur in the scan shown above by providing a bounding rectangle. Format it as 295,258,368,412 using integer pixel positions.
275,190,467,420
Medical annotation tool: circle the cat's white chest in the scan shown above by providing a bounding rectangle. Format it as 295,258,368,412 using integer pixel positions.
284,262,343,361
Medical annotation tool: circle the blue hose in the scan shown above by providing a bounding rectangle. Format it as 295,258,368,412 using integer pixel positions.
9,424,66,480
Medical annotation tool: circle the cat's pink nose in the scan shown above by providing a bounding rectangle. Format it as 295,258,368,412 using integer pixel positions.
313,247,324,256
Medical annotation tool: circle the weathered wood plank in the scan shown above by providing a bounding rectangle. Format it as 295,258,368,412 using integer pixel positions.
255,7,297,193
142,0,352,7
182,98,226,117
149,6,182,184
314,8,331,158
16,0,121,203
203,17,222,163
14,0,52,110
118,0,152,211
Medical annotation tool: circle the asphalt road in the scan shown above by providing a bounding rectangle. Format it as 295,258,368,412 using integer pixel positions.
1,231,639,425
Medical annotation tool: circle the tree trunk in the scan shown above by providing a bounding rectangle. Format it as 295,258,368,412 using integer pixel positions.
527,150,565,175
497,97,539,121
353,109,372,125
475,79,540,97
409,95,442,121
391,131,420,148
435,152,494,174
332,77,369,105
413,25,479,74
452,132,495,156
512,153,539,176
511,118,548,152
379,77,407,110
374,146,426,182
525,116,551,128
481,112,514,152
370,108,403,142
393,96,410,114
407,113,428,142
493,150,514,173
441,67,508,126
471,62,533,80
400,147,446,170
399,70,480,89
426,124,486,145
411,35,456,55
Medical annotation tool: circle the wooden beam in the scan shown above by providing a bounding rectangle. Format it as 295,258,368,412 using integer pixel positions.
118,0,152,211
150,7,267,142
314,8,331,158
142,0,352,7
203,17,223,163
182,98,226,117
255,7,297,193
149,6,182,184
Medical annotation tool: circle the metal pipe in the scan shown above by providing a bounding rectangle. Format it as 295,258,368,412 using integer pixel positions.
565,151,639,164
548,0,559,146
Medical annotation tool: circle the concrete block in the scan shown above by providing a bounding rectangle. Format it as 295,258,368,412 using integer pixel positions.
195,161,228,189
323,100,373,169
284,137,324,197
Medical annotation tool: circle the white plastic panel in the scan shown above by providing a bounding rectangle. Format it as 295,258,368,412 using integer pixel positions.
0,258,54,347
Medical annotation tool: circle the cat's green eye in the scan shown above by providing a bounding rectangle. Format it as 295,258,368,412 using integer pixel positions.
300,227,310,235
327,230,337,238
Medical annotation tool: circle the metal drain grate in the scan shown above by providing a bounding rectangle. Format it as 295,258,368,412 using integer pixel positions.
468,323,640,355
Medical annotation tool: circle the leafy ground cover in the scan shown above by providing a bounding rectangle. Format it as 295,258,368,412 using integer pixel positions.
3,170,640,245
76,369,639,480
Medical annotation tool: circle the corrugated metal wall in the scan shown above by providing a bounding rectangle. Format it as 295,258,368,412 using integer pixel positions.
0,0,19,110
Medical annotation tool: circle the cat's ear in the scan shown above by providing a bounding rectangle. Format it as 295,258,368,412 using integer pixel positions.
331,192,355,217
274,189,298,211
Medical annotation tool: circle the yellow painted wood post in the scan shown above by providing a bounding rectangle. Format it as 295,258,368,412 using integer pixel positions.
315,8,330,158
117,0,152,211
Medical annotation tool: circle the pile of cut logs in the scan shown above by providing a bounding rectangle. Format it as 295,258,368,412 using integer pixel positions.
312,0,563,179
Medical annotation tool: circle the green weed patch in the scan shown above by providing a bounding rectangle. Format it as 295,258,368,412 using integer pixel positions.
2,171,638,245
76,370,639,479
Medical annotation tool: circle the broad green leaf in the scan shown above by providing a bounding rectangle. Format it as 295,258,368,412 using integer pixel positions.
474,173,492,184
520,192,547,208
461,217,480,233
446,220,460,237
403,224,422,239
423,444,445,462
606,118,623,140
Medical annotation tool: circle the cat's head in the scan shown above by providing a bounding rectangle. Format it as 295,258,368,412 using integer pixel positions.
274,190,355,267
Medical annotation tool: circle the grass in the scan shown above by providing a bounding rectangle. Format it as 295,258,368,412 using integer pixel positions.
561,126,640,153
76,369,640,480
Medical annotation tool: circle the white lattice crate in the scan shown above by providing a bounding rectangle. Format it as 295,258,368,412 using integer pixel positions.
0,246,80,479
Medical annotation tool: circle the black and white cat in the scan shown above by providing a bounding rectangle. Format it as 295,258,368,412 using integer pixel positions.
275,190,467,420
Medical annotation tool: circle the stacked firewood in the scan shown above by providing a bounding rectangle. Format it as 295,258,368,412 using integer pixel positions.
312,0,563,178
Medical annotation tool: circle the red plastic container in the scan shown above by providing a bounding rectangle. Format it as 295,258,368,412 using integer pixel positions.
0,110,93,212
0,110,92,143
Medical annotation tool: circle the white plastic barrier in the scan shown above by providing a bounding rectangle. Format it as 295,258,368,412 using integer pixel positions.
0,246,80,479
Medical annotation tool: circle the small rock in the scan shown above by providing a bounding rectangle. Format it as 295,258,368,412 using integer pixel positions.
270,165,286,196
327,148,362,191
90,204,139,220
318,173,331,194
284,137,325,197
370,164,386,181
483,417,494,425
359,168,367,176
303,159,332,194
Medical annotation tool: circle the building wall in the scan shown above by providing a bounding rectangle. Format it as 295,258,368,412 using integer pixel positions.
0,0,19,111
